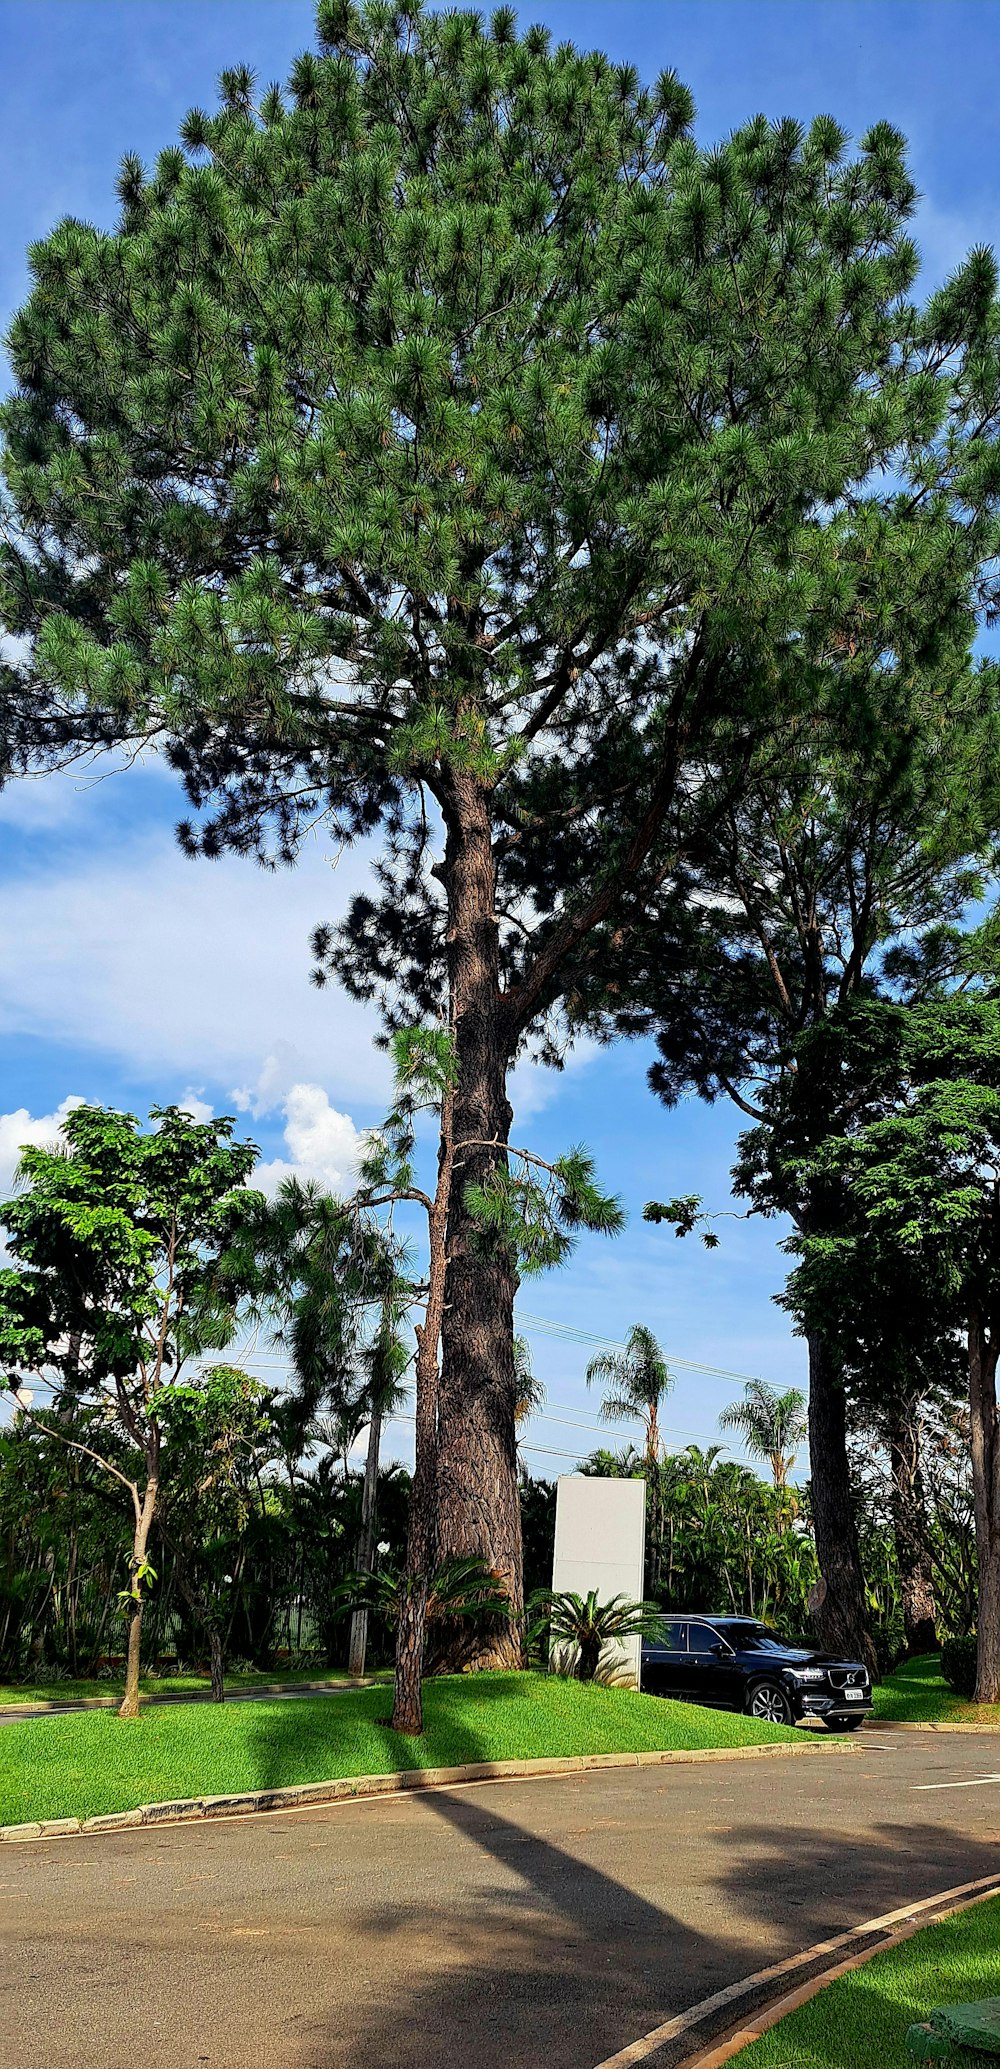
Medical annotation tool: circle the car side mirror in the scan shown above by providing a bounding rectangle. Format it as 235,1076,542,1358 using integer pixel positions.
711,1641,731,1656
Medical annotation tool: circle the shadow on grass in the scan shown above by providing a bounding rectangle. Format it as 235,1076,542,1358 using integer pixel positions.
243,1673,526,1793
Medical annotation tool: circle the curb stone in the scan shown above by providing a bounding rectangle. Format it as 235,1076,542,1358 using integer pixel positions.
0,1734,849,1843
867,1717,1000,1732
672,1880,1000,2069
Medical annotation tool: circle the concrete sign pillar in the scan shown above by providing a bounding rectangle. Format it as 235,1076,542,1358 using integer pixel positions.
550,1475,647,1687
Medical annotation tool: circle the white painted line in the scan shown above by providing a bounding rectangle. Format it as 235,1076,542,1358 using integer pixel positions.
589,1872,1000,2069
914,1774,1000,1791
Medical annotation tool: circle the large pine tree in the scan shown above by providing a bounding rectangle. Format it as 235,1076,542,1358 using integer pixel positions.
4,0,1000,1661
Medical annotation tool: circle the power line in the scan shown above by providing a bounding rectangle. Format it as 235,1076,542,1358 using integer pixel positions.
515,1311,768,1387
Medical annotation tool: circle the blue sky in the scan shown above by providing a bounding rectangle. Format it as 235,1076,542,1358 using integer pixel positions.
1,0,997,1475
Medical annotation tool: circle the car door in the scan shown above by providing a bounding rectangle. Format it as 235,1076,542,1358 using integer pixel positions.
686,1620,740,1708
641,1620,690,1698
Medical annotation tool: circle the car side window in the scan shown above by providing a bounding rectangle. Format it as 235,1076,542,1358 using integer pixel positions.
654,1621,687,1651
688,1622,722,1654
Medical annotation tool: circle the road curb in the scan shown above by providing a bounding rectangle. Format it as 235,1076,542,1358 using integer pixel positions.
0,1733,849,1842
867,1717,1000,1733
672,1879,1000,2069
591,1874,1000,2069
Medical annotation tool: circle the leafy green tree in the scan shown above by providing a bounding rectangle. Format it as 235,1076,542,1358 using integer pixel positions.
0,1105,257,1715
637,685,1000,1669
7,2,995,1651
156,1365,280,1701
720,1379,807,1489
775,996,1000,1698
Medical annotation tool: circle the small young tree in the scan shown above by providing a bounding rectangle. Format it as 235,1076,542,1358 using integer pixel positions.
337,1024,621,1732
0,1105,257,1716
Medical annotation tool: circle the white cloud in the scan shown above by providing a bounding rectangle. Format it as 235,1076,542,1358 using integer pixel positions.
176,1091,215,1125
0,1097,86,1202
0,810,390,1111
509,1036,601,1124
254,1083,364,1197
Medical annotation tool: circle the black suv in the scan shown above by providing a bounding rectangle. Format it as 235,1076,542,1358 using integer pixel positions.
641,1614,872,1730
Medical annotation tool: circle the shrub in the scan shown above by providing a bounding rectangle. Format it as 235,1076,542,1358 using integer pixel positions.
940,1633,978,1699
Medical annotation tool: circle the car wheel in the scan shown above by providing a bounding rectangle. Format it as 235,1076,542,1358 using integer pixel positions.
825,1715,864,1732
747,1679,793,1725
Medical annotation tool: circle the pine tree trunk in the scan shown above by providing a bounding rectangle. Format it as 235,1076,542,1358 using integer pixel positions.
434,771,523,1671
885,1396,937,1656
806,1334,878,1675
968,1303,1000,1702
349,1403,382,1679
118,1476,158,1720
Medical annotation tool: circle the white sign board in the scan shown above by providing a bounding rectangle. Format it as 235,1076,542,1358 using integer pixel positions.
550,1475,647,1688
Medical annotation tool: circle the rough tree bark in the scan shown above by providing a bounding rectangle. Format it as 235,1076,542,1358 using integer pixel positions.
806,1334,878,1676
118,1469,158,1720
968,1302,1000,1703
884,1396,937,1656
348,1401,383,1680
434,771,523,1670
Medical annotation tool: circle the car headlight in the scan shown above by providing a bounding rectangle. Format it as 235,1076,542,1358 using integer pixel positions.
789,1667,825,1682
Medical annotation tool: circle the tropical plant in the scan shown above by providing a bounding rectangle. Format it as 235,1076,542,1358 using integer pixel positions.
338,1557,511,1638
529,1589,665,1683
719,1380,808,1488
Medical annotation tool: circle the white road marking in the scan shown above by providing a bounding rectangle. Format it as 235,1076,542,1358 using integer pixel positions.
914,1773,1000,1790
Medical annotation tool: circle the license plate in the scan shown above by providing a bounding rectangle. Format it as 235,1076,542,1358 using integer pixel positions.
844,1689,864,1700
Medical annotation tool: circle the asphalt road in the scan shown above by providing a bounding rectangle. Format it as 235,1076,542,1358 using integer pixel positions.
2,1731,999,2069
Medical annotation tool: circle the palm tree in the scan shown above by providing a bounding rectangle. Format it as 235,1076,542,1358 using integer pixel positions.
347,1298,412,1677
719,1379,808,1488
529,1588,664,1682
585,1324,674,1469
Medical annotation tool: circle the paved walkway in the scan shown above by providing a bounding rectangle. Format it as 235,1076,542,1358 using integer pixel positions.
2,1730,999,2068
0,1677,380,1721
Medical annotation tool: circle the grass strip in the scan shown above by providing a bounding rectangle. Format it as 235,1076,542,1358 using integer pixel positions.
873,1655,1000,1725
0,1671,799,1826
728,1894,1000,2067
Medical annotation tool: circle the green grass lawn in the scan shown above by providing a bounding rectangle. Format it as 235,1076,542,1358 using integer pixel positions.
873,1654,1000,1725
730,1894,1000,2067
0,1665,391,1706
0,1671,803,1826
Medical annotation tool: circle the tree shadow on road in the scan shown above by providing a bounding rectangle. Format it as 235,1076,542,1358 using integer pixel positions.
285,1775,999,2069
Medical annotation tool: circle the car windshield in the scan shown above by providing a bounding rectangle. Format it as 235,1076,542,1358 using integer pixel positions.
717,1623,792,1653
